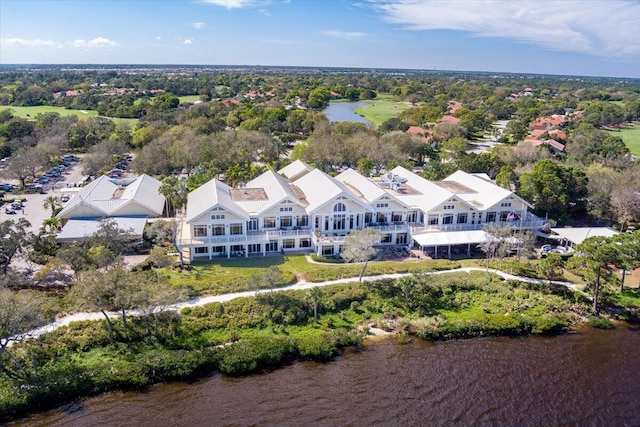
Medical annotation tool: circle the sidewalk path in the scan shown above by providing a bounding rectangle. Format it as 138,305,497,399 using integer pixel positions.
13,268,579,344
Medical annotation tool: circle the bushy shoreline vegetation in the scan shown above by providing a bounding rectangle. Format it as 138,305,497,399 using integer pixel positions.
3,267,638,423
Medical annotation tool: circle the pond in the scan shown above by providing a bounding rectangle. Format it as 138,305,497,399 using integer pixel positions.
323,101,372,125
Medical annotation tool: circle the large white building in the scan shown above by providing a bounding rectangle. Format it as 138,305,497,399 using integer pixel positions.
176,161,545,261
55,174,166,243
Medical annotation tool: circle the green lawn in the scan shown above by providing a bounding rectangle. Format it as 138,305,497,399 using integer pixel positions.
353,96,413,128
2,105,98,119
607,123,640,156
1,105,138,125
178,95,201,103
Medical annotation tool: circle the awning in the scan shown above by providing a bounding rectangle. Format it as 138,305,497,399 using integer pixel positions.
56,217,147,243
412,230,488,247
550,227,619,245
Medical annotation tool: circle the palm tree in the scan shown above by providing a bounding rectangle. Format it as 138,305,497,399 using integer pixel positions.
158,176,176,217
43,195,61,217
42,216,61,233
308,287,324,323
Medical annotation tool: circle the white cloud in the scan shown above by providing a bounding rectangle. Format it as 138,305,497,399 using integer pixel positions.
156,36,162,41
198,0,257,9
68,37,119,48
0,38,60,49
322,30,368,41
192,22,207,29
183,39,193,45
371,0,640,58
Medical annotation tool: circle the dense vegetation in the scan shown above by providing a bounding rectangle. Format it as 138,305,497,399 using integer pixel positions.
0,270,609,422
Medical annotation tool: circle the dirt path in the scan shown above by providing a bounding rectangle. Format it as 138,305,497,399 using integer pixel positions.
12,267,578,344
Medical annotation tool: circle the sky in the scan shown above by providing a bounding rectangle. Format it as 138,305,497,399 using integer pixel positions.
1,0,639,78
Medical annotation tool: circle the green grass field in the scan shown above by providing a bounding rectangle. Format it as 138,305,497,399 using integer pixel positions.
2,105,98,119
178,95,201,103
353,96,413,128
607,123,640,156
1,105,138,125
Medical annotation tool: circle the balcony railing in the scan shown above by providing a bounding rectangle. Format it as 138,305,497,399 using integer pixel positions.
410,218,548,234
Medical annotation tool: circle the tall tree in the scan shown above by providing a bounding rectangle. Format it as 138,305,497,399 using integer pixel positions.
307,286,324,323
0,288,48,379
341,229,381,281
0,219,31,274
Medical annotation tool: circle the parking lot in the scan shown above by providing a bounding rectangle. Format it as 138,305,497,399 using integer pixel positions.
0,159,86,234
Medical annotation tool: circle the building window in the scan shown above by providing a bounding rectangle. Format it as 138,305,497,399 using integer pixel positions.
396,233,408,244
280,216,292,228
229,223,243,235
248,244,261,253
376,202,389,208
486,212,497,222
429,215,439,225
212,246,225,254
443,205,455,210
297,215,309,227
264,217,276,228
500,202,512,207
247,218,258,231
392,212,403,222
194,246,208,254
381,234,392,243
442,214,453,224
376,212,386,223
322,246,334,255
334,214,346,230
267,241,278,252
280,206,293,212
334,203,346,212
283,239,295,249
212,225,225,236
457,213,468,224
210,214,226,220
193,225,207,237
364,212,373,224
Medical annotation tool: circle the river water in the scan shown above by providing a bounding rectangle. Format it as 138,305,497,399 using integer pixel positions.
323,101,371,125
15,326,640,427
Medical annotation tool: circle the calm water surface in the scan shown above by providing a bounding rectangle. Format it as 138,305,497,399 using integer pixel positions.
323,101,371,125
15,326,640,427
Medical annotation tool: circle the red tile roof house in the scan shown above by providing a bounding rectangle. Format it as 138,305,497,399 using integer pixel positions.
523,137,566,153
447,101,463,115
406,126,433,143
440,115,460,125
529,115,567,130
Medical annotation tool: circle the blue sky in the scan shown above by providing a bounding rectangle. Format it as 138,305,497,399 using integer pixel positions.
1,0,639,78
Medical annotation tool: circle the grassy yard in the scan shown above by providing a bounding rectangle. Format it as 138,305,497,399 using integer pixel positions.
607,123,640,156
353,95,413,127
1,105,137,125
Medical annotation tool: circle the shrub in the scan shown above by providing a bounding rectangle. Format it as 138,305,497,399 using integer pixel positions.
588,316,614,329
217,337,295,375
296,333,337,361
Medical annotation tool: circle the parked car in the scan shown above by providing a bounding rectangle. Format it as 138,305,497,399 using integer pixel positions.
60,194,70,202
541,244,552,253
4,207,16,214
0,183,14,192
